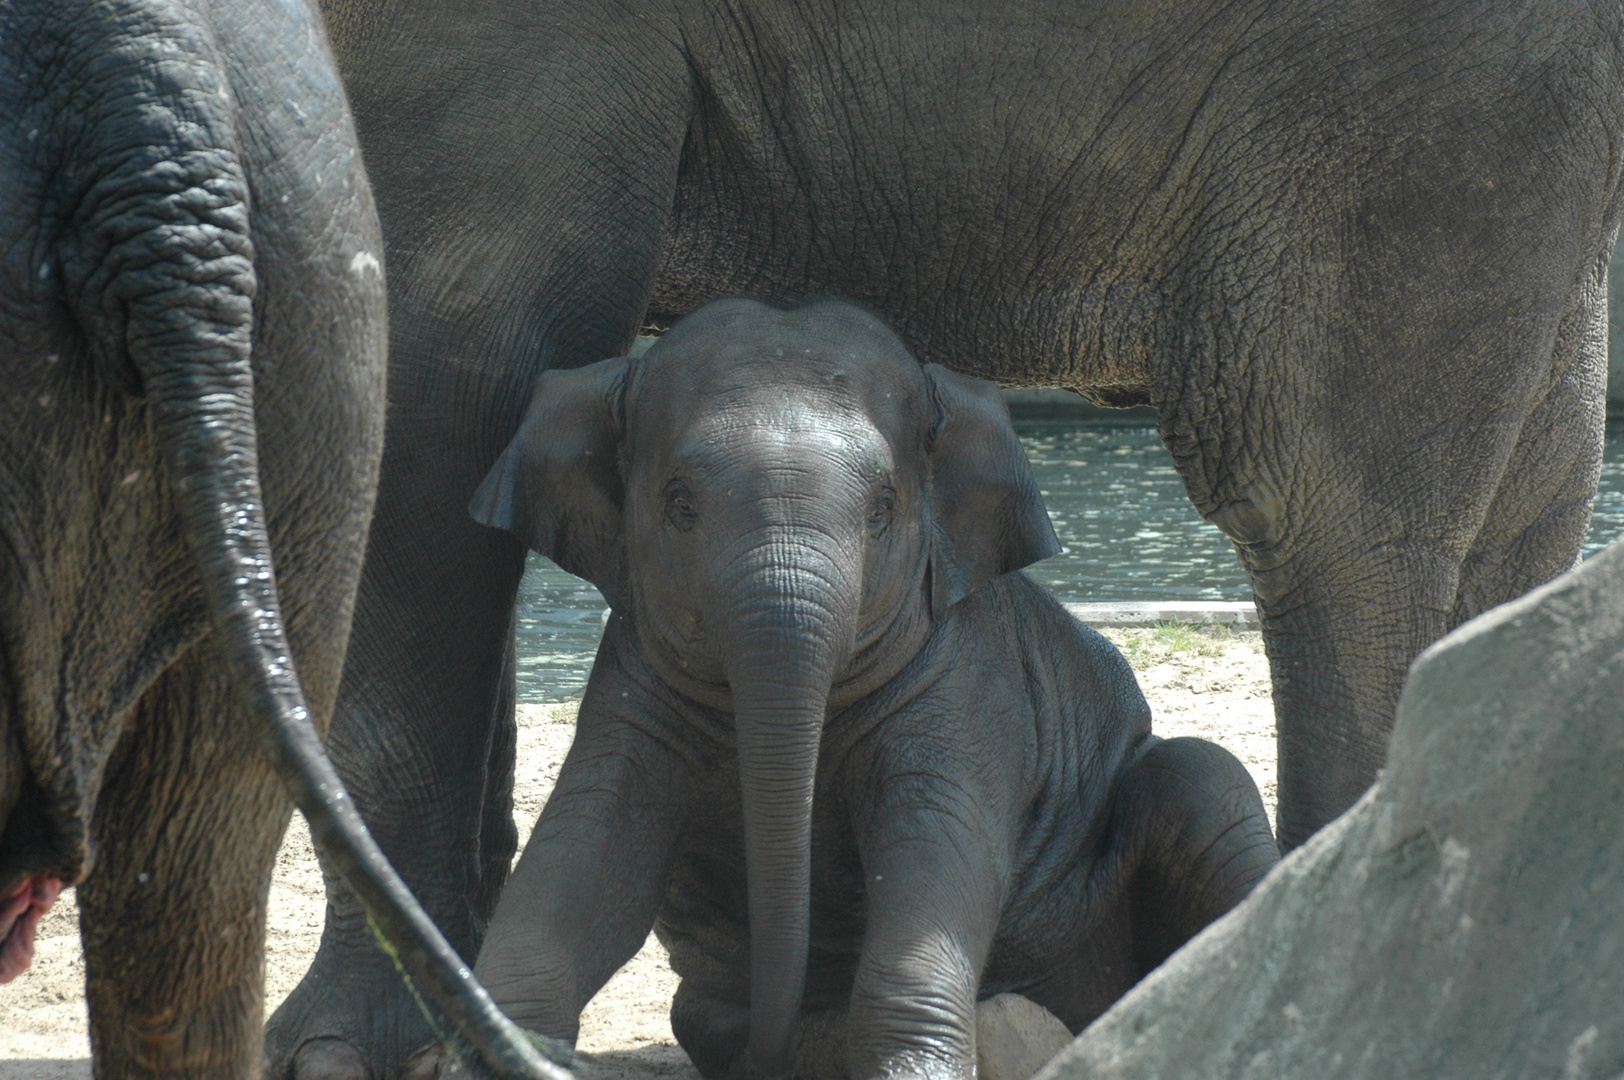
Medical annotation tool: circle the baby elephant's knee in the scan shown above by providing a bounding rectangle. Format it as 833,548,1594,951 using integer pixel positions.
1116,736,1278,971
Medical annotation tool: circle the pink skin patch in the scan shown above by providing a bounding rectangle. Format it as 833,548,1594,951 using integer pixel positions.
0,875,63,983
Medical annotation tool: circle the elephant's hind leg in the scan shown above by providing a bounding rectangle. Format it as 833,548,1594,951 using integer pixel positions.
79,648,292,1079
1451,254,1610,627
1111,737,1277,975
263,520,529,1080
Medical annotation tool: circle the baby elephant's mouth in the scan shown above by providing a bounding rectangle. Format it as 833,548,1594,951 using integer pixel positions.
0,875,63,983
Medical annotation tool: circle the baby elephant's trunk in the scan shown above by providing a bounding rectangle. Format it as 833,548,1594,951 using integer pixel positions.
719,535,858,1077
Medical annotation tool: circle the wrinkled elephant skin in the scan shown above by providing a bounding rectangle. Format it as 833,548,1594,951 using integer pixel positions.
1,5,557,1080
0,2,384,1074
452,299,1279,1080
284,2,1624,1073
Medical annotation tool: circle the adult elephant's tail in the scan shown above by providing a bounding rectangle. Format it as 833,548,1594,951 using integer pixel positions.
61,17,567,1079
131,183,569,1080
133,174,568,1080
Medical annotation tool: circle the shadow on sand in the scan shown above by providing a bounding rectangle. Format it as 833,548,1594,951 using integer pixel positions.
0,1045,702,1080
0,1062,89,1080
578,1043,703,1080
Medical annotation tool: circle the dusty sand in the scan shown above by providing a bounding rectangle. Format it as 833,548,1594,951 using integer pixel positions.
0,625,1273,1080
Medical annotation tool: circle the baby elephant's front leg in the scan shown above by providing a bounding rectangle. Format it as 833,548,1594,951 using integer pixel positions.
846,789,1015,1080
471,709,694,1045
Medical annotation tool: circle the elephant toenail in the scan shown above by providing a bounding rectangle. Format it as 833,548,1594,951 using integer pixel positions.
401,1043,448,1080
292,1037,373,1080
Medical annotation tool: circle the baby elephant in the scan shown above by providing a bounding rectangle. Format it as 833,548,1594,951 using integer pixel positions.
466,298,1277,1080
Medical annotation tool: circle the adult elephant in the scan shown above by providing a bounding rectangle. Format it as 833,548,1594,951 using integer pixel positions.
1,3,560,1079
273,1,1624,1075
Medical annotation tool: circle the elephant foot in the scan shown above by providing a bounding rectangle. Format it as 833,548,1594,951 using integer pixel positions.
264,938,437,1080
400,1043,449,1080
974,995,1073,1080
286,1038,374,1080
398,1036,573,1080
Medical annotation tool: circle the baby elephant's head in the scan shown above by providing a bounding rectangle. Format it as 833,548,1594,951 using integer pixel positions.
470,297,1058,1071
473,297,1058,705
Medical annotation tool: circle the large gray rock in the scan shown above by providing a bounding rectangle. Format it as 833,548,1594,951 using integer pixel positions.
1039,538,1624,1080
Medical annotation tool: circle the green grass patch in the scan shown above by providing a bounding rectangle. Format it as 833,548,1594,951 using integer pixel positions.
1109,621,1232,664
1150,620,1229,657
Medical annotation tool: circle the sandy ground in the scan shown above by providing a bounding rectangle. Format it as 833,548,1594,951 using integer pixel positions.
0,625,1272,1080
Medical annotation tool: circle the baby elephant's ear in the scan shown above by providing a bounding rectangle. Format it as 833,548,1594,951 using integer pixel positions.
471,356,630,603
923,363,1061,618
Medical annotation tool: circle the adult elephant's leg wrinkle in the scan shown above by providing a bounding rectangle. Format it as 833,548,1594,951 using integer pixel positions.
1221,415,1592,854
267,515,529,1080
1253,547,1458,851
1161,168,1616,847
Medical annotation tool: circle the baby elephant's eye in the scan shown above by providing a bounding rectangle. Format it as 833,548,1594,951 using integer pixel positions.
868,488,895,538
666,485,698,532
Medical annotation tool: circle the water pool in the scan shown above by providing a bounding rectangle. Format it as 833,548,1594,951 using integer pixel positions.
514,422,1624,702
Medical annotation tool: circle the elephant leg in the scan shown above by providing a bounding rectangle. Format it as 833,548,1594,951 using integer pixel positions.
1242,526,1468,852
1155,128,1617,853
474,619,521,926
1183,378,1574,851
1108,737,1277,974
845,779,1013,1080
264,513,528,1080
463,697,693,1047
1226,307,1606,854
267,18,696,1075
78,647,292,1080
1451,259,1610,627
1166,400,1467,853
1002,736,1274,1035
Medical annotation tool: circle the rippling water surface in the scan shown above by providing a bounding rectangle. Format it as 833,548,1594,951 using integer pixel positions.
515,421,1624,702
